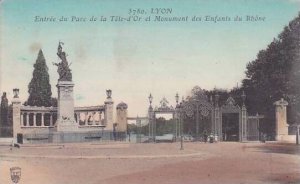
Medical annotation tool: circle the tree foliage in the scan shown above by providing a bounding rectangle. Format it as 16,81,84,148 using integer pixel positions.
25,49,53,107
242,13,300,127
184,86,243,135
128,117,175,136
0,92,11,136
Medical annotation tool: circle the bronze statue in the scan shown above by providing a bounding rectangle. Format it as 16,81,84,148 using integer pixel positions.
53,42,72,81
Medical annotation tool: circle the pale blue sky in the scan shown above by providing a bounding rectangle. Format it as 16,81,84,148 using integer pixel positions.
1,0,299,116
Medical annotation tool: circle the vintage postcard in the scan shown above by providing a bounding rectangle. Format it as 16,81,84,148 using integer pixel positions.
0,0,299,183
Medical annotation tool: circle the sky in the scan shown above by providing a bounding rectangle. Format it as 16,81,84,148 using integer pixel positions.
0,0,299,117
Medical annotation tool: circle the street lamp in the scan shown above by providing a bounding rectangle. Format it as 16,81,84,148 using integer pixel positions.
175,93,179,139
215,93,219,106
214,93,220,138
241,91,246,105
148,93,153,142
175,93,179,105
175,93,184,150
148,93,153,106
179,101,184,150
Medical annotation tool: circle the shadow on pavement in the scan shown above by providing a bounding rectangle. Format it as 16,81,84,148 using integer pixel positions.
249,142,300,155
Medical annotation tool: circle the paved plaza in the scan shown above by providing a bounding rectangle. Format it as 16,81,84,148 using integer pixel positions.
0,142,299,184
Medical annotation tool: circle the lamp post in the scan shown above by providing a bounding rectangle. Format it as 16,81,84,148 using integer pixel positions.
176,93,183,150
148,93,153,142
241,91,246,106
215,93,220,139
241,91,247,142
148,93,153,106
175,93,179,139
179,101,184,150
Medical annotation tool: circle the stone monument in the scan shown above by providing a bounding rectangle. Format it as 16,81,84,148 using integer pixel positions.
274,98,289,141
53,42,78,131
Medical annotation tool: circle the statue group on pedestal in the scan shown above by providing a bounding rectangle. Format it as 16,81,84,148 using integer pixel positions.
53,42,72,81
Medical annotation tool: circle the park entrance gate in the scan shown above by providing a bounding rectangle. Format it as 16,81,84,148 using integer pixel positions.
180,93,214,140
148,97,177,141
147,90,260,142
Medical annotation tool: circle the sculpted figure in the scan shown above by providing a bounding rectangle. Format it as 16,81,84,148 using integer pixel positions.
53,42,72,81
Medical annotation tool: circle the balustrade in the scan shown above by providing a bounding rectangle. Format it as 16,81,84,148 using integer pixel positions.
19,105,105,128
20,106,57,128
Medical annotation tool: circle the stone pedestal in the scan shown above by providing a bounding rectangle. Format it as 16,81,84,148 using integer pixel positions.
12,97,21,142
56,81,78,132
274,98,289,141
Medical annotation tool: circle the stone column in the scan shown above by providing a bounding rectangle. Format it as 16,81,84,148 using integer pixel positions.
96,112,100,125
41,113,45,126
85,112,88,125
12,95,21,142
99,112,102,124
274,98,289,141
20,112,24,127
26,113,29,126
76,113,80,124
33,113,37,126
50,113,53,126
92,112,96,125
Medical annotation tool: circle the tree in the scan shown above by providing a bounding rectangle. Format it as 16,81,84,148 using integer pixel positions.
25,49,53,107
0,92,11,137
242,13,300,132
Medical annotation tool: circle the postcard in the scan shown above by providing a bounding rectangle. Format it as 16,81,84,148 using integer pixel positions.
0,0,299,184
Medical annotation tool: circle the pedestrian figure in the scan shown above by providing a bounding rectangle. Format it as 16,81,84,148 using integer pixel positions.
209,133,214,143
204,132,208,143
260,132,266,143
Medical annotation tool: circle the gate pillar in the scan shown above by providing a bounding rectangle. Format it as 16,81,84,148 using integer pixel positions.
148,106,154,141
214,106,221,141
12,89,21,142
240,104,247,142
104,90,114,131
274,98,289,141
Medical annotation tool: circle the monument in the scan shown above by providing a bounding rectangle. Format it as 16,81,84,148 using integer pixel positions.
53,42,78,131
10,42,128,143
